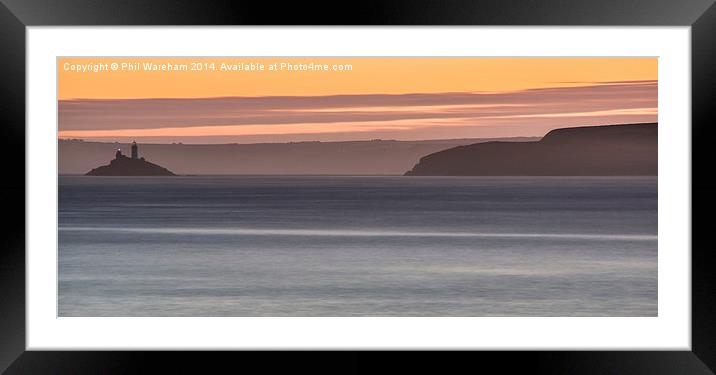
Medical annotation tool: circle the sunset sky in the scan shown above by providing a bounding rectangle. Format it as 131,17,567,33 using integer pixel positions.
58,57,657,144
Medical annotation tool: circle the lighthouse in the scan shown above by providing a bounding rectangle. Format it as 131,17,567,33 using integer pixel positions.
86,139,175,175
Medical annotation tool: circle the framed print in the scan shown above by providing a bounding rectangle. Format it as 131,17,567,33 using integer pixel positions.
2,0,715,373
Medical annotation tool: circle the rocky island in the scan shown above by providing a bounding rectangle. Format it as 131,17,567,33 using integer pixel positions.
405,123,657,176
85,141,175,176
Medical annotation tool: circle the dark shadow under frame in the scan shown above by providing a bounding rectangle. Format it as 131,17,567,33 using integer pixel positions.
0,0,714,373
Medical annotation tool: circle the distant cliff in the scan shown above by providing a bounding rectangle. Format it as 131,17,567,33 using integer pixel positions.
86,152,175,176
405,123,657,176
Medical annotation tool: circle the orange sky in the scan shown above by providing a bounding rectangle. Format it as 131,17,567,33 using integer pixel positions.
58,57,657,143
59,57,657,99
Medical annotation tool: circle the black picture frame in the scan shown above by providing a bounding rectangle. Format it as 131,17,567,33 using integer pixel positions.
1,0,714,373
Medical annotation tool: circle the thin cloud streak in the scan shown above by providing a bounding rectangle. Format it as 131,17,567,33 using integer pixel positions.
58,81,657,142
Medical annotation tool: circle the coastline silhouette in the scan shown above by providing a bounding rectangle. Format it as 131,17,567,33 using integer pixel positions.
77,123,657,177
405,123,657,176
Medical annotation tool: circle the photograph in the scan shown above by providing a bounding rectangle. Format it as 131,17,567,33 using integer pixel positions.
2,0,712,370
57,57,658,317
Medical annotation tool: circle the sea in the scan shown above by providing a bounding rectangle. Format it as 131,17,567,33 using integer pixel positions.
58,176,657,317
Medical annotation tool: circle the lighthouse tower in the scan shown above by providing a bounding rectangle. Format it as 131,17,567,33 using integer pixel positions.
131,141,138,159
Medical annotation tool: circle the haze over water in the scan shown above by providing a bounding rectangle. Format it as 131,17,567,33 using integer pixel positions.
58,175,657,316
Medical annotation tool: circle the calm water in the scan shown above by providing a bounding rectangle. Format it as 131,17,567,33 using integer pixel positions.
58,176,657,316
